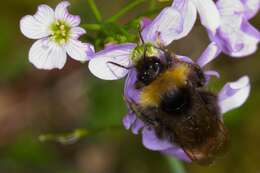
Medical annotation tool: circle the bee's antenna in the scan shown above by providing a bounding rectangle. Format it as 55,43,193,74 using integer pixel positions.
138,25,148,60
144,46,148,60
138,24,145,45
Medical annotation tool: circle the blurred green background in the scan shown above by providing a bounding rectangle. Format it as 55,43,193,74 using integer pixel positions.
0,0,259,173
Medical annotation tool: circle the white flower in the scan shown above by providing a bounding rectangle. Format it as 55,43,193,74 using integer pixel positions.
20,1,94,70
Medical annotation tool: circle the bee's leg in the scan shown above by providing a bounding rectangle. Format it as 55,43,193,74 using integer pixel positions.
123,97,142,117
124,97,159,127
166,52,176,67
182,148,199,162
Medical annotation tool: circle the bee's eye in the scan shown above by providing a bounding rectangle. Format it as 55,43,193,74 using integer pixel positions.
152,62,161,73
136,57,164,87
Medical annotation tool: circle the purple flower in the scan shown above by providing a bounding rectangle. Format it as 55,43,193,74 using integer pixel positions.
209,0,260,57
89,41,250,162
88,1,251,162
88,0,218,80
89,33,250,164
123,43,250,162
20,1,94,70
142,0,221,46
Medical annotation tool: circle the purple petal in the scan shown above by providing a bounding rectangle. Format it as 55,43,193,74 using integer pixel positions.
141,7,183,46
240,0,260,19
196,42,221,67
171,0,197,40
215,28,259,57
142,127,173,151
140,17,152,29
88,43,136,80
210,0,259,57
104,43,118,49
123,112,137,130
162,147,191,162
240,20,260,39
211,28,243,56
70,27,86,39
123,69,145,134
192,0,221,33
131,118,145,135
176,55,194,64
124,69,140,102
218,76,251,114
123,110,144,135
204,70,220,83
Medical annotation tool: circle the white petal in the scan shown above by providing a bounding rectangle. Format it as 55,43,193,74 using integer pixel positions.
192,0,221,33
141,7,183,46
55,1,80,27
70,27,86,39
217,0,244,14
20,5,54,39
88,44,136,80
29,39,67,70
65,39,94,62
171,0,197,40
218,76,251,114
196,42,221,67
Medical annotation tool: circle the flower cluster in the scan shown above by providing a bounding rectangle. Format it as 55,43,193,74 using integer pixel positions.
20,0,259,162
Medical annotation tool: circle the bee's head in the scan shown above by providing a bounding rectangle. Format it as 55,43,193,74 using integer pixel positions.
135,56,165,88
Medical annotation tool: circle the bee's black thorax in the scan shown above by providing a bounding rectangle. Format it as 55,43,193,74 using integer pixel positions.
160,87,192,114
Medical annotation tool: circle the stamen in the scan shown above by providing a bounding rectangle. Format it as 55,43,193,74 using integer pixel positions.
50,20,71,44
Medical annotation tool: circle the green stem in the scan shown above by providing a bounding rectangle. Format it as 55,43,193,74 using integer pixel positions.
38,128,89,145
167,157,186,173
38,125,123,145
107,0,146,23
86,0,102,22
81,23,102,31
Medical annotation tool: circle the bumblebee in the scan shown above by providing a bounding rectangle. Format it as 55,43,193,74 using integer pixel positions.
127,49,228,165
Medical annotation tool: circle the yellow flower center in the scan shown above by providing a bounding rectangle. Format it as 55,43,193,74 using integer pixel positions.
131,43,159,64
50,20,71,44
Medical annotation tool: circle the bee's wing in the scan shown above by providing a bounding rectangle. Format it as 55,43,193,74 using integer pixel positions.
88,44,135,80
